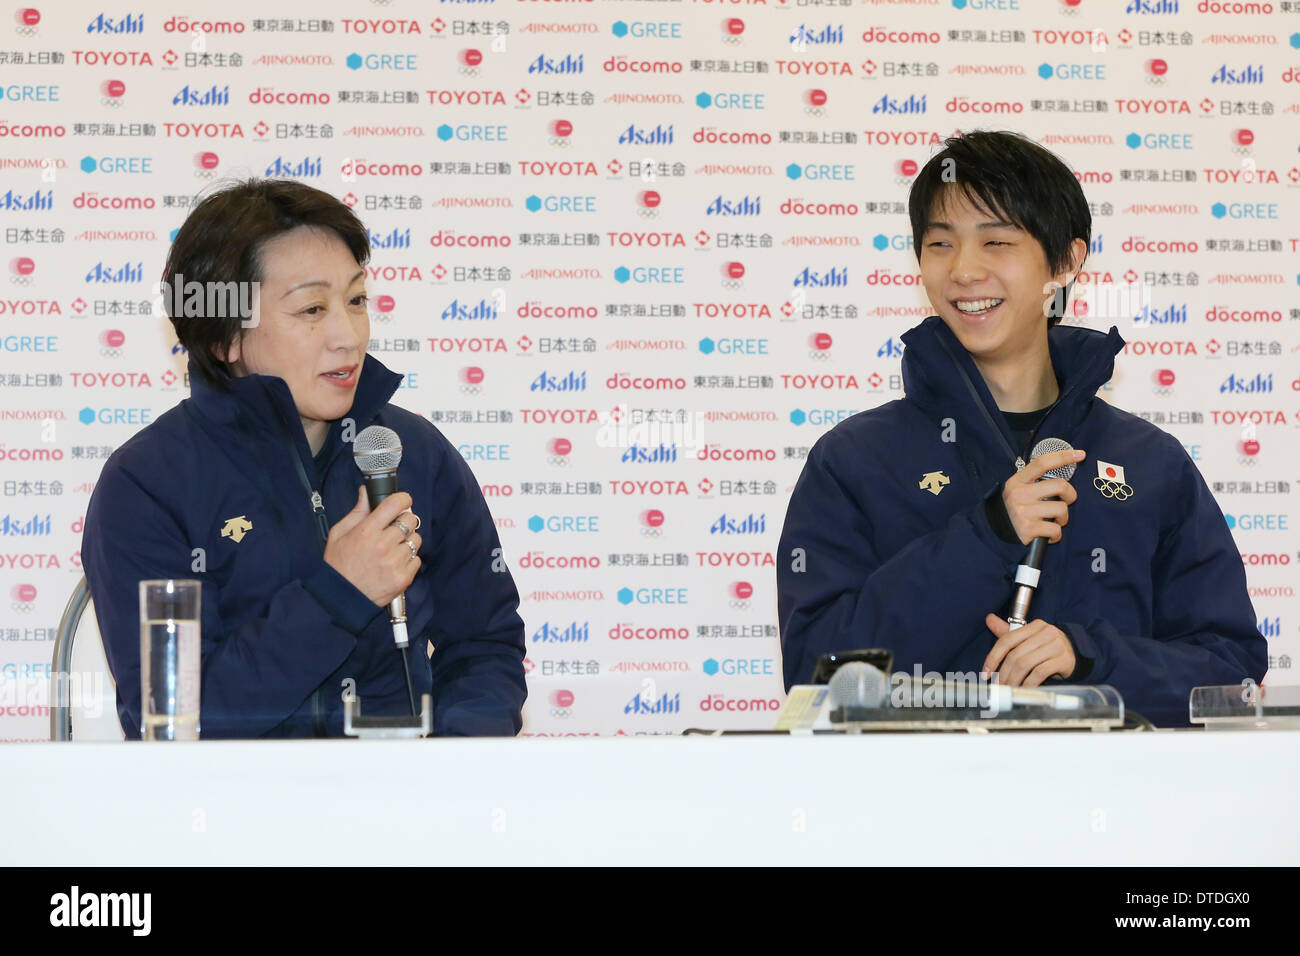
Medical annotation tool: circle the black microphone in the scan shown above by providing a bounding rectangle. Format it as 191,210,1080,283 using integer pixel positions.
353,425,417,715
1006,437,1077,630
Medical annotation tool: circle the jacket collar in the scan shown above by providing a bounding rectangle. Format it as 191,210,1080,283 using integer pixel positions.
900,315,1125,458
186,352,403,466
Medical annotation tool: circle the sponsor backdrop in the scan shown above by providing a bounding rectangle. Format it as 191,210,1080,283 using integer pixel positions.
0,0,1296,740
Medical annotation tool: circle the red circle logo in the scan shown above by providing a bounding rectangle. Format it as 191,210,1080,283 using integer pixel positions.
20,9,40,26
104,79,125,98
812,332,832,350
1155,369,1175,387
807,89,827,107
12,257,35,276
1234,128,1254,146
732,581,753,600
100,329,126,348
898,159,918,177
726,18,745,35
196,151,219,170
374,294,395,313
12,583,37,602
550,437,572,456
461,366,484,385
643,508,664,528
553,119,573,138
1241,439,1260,457
726,261,745,279
1147,59,1168,76
462,49,482,66
550,689,574,708
640,190,661,208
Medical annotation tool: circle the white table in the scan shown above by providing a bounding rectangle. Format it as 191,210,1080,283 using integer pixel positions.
4,731,1297,865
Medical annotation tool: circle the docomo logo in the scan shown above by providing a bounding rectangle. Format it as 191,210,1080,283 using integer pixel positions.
9,256,35,286
0,446,63,461
518,551,601,570
605,372,686,391
249,87,331,106
339,158,423,179
610,623,688,640
697,444,775,462
640,509,665,537
459,366,484,395
430,230,511,248
72,191,155,210
518,301,595,318
700,695,782,713
547,437,572,466
1206,307,1282,323
730,580,753,610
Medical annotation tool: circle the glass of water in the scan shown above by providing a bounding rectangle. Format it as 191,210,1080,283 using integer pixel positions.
139,579,201,741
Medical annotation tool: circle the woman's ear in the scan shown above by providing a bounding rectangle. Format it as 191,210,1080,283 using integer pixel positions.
211,334,242,372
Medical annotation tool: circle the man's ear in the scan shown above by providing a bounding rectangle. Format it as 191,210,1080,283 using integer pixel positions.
1061,237,1088,285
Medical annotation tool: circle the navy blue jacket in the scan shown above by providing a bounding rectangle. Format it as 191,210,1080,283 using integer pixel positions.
82,354,527,738
777,316,1266,727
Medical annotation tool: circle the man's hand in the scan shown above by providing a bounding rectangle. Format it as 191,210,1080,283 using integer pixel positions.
1001,448,1085,546
983,613,1076,686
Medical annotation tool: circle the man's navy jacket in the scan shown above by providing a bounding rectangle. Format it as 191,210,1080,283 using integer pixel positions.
776,315,1266,726
82,353,527,738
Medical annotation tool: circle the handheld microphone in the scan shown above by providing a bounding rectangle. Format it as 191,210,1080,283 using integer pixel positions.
353,424,417,715
828,661,888,712
1007,437,1076,630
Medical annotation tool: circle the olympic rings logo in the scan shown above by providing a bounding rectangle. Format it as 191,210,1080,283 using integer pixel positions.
1093,477,1134,500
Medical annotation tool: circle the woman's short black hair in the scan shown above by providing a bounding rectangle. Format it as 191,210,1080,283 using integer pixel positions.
908,130,1091,326
162,178,370,388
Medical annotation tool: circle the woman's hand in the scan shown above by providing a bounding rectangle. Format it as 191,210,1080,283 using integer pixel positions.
323,487,422,606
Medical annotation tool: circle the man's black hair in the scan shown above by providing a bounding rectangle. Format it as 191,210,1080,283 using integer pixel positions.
162,178,370,389
908,129,1091,327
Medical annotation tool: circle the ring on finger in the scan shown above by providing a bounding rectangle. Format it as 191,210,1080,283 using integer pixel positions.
394,518,411,538
406,512,421,532
406,539,418,561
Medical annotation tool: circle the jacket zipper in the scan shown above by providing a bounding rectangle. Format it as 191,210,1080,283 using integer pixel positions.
274,412,333,738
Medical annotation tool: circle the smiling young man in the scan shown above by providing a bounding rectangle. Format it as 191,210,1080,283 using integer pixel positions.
776,130,1265,726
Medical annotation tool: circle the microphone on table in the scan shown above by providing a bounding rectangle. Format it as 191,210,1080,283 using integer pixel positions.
353,424,417,716
829,662,1081,717
1006,437,1077,632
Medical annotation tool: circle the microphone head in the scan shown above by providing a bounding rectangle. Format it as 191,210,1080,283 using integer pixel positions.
353,425,402,476
1030,436,1075,481
828,661,886,710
